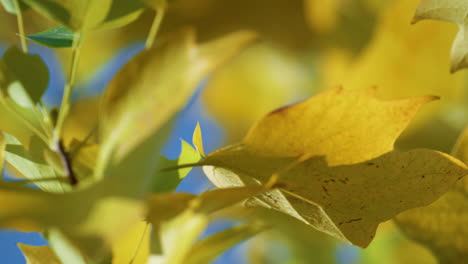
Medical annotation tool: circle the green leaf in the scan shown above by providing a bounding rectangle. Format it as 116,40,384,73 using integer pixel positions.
0,0,29,14
97,0,145,30
17,243,61,264
395,127,468,263
2,46,49,104
21,0,113,32
152,139,200,193
3,133,68,193
26,25,74,48
412,0,468,72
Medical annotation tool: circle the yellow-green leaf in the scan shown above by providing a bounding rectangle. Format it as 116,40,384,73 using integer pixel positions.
186,222,264,264
201,87,468,247
192,122,205,157
413,0,468,72
395,127,468,263
151,139,201,193
3,133,68,192
18,244,61,264
100,29,257,163
147,185,268,263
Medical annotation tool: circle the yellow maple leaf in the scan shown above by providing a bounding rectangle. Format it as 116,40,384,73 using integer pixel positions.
395,127,468,263
200,87,468,247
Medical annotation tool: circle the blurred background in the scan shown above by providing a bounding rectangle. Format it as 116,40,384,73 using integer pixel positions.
0,0,467,263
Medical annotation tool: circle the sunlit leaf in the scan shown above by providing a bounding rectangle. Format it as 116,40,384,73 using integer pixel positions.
151,140,200,193
413,0,468,72
3,133,68,192
17,244,61,264
395,127,468,263
201,87,468,247
192,122,205,157
112,221,150,264
27,25,74,48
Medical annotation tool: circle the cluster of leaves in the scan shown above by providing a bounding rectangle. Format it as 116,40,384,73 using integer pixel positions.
0,0,467,263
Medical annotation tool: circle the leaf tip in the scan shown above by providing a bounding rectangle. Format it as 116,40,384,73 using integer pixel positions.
192,122,206,157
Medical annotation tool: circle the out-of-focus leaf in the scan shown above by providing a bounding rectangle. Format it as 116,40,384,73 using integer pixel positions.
395,127,468,263
192,122,205,157
413,0,468,72
20,0,70,27
7,82,34,109
147,185,268,263
97,0,145,30
304,0,342,33
46,229,87,264
0,178,145,261
152,140,200,193
0,133,5,175
202,43,311,141
27,25,74,48
22,0,113,32
358,221,437,264
186,222,264,264
328,0,466,135
201,88,468,247
0,0,29,14
112,221,150,264
3,133,68,192
140,0,166,10
100,29,257,163
161,0,311,49
17,244,61,264
2,46,49,104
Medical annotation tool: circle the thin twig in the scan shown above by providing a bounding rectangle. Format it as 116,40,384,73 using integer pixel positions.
57,140,77,186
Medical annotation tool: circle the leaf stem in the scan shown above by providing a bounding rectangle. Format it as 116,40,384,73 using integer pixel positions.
13,0,28,53
54,31,83,146
57,140,77,186
145,2,167,50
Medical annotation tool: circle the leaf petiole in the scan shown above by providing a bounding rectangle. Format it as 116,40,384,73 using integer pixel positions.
13,0,28,53
145,0,167,50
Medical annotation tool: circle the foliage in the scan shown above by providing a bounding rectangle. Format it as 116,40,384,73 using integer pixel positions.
0,0,466,263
